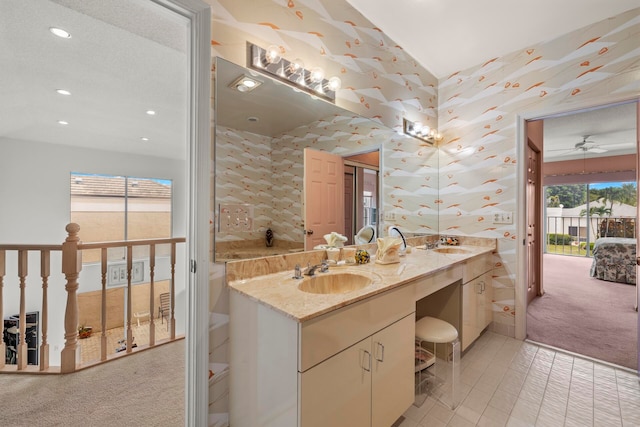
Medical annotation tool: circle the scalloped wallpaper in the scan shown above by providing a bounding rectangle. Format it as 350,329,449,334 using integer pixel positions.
208,1,639,420
209,0,639,337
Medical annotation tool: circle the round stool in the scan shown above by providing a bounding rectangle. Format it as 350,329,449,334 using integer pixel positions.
414,316,460,409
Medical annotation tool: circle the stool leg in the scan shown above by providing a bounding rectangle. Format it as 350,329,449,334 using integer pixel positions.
450,338,460,410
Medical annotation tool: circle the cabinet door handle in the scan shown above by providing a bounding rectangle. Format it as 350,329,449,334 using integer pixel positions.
475,282,482,294
362,350,371,372
375,342,385,362
480,280,485,293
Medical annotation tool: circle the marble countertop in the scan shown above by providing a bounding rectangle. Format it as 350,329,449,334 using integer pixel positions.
228,244,495,322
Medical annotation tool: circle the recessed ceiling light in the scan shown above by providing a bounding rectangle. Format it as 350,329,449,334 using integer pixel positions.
56,89,71,96
146,110,156,116
229,75,262,93
58,120,69,125
141,137,149,141
49,27,71,39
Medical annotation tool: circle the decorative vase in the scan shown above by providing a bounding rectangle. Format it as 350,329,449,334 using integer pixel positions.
266,228,274,247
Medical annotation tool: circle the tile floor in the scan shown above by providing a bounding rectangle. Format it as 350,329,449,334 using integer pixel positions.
400,332,640,427
78,318,171,363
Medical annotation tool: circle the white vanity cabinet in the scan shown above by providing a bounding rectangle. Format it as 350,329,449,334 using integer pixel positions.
299,314,414,427
229,283,415,427
461,253,493,350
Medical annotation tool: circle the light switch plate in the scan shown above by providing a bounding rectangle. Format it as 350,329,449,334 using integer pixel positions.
219,203,254,231
492,211,513,224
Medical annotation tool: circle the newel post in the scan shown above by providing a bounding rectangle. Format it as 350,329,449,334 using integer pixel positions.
61,223,82,373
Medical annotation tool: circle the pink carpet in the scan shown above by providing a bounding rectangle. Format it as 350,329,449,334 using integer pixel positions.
527,254,638,370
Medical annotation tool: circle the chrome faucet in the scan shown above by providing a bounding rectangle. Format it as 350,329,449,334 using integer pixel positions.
293,264,303,279
425,240,440,250
304,260,329,276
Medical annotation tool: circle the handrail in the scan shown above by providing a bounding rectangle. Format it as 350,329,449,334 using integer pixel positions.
79,237,185,250
0,244,62,251
0,223,186,374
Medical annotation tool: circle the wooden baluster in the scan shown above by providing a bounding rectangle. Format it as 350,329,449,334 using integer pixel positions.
100,247,107,361
0,250,5,370
170,242,176,340
149,244,156,347
17,250,28,370
126,245,133,353
40,250,50,371
61,223,82,373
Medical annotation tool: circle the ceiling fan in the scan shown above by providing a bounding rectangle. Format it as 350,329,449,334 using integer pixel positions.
573,136,607,153
548,135,608,156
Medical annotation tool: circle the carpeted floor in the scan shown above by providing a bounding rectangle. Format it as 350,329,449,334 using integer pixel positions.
0,340,184,426
527,254,638,370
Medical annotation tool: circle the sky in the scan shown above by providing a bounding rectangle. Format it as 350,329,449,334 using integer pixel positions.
589,182,635,190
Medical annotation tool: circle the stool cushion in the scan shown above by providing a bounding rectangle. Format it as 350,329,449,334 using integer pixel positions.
415,316,458,343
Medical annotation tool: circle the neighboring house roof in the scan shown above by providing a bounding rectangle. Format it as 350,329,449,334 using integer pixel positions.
560,201,637,218
70,175,171,199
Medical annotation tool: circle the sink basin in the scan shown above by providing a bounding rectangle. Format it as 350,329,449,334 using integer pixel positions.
298,272,374,295
433,247,470,255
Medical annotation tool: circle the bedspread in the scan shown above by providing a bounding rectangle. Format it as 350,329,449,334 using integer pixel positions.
590,237,636,285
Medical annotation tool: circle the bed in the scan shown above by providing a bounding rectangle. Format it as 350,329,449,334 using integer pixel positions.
590,237,636,285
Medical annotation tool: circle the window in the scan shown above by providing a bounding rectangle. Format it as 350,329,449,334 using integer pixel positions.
70,173,172,263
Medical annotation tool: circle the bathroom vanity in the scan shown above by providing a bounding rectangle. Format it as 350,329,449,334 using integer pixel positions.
227,240,495,427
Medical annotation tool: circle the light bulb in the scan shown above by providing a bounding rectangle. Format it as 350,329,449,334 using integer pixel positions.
310,67,325,83
327,76,342,91
289,58,305,74
242,78,257,88
265,45,281,63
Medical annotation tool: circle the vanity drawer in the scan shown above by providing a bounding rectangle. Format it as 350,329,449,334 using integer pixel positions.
463,253,492,283
298,284,414,372
413,265,462,302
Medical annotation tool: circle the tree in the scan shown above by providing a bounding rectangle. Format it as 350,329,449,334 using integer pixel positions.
618,183,637,206
545,184,587,209
580,203,611,238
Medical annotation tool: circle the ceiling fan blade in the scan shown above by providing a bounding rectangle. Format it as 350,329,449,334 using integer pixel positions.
560,150,580,156
588,148,607,153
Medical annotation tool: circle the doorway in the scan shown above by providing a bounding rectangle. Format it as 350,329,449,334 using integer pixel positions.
344,150,380,245
0,0,211,422
524,101,639,369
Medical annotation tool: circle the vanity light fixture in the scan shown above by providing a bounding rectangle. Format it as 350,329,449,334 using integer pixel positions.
403,118,442,144
229,75,262,93
49,27,71,39
248,42,340,103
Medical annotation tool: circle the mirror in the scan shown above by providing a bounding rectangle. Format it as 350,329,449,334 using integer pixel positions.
214,58,438,262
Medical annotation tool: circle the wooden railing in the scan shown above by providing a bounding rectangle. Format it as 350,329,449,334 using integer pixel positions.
0,223,185,374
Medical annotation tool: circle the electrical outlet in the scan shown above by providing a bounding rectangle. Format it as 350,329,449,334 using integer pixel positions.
492,211,513,224
384,211,396,221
